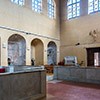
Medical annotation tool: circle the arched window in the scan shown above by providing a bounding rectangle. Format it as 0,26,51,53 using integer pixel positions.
11,0,24,6
48,0,55,19
88,0,100,14
32,0,42,13
67,0,80,19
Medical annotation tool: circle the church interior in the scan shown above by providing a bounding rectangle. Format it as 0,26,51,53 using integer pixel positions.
0,0,100,100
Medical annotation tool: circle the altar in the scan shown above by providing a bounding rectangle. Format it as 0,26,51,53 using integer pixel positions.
0,66,46,100
54,66,100,84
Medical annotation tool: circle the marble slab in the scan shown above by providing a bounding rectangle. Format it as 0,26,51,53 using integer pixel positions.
0,68,46,100
54,66,100,84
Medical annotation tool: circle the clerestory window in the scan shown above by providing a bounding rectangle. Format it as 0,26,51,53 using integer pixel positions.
67,0,80,19
11,0,24,6
48,0,55,19
88,0,100,14
32,0,42,13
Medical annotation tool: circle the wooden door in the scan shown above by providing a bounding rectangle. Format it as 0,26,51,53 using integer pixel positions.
87,47,100,67
87,48,94,66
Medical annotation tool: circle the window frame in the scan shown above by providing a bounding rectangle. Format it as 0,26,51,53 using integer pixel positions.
11,0,24,6
88,0,100,14
47,0,55,19
67,0,80,20
32,0,42,13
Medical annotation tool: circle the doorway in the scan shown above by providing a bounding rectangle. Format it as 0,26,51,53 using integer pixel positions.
87,47,100,67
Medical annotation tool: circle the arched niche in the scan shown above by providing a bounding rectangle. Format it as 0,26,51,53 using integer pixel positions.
8,34,26,65
31,38,44,65
47,41,57,65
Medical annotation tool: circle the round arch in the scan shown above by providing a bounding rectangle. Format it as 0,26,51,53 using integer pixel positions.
47,41,57,65
31,38,44,65
8,34,26,65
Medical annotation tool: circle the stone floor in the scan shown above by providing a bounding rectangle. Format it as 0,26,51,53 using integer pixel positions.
41,80,100,100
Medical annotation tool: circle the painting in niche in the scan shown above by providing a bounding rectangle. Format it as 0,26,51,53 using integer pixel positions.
47,46,57,65
8,41,26,65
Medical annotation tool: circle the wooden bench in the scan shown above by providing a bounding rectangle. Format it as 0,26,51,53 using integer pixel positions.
44,65,53,73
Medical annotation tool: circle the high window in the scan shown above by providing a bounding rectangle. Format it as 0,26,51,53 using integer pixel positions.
11,0,24,6
67,0,80,19
32,0,42,13
88,0,100,14
48,0,55,19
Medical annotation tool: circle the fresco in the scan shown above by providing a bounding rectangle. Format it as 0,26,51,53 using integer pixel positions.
47,42,57,65
8,34,26,65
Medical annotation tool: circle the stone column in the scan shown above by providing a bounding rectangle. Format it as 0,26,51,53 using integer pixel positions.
1,36,8,66
26,40,31,65
56,43,60,65
43,44,48,65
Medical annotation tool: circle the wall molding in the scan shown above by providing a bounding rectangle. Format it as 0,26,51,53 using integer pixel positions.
0,25,60,41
